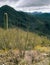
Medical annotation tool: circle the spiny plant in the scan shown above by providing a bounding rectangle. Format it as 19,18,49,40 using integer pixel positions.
4,13,8,30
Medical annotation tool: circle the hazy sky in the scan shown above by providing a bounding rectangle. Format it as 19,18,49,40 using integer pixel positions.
0,0,50,12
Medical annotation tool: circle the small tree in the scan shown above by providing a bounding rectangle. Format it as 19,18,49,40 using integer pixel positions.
4,13,8,30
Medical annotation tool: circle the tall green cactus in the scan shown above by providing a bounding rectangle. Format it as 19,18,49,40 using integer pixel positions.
4,13,8,30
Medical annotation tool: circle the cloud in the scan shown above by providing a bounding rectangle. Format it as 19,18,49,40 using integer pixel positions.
16,5,50,12
0,0,50,12
8,0,19,2
16,0,50,7
0,0,50,7
0,0,19,2
0,0,19,7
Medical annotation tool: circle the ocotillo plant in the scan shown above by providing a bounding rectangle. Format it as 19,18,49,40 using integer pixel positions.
4,13,8,30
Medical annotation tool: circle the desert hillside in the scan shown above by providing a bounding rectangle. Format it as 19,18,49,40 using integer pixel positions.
0,5,50,65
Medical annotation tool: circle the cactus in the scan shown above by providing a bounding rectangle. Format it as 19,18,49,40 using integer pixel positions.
4,13,8,30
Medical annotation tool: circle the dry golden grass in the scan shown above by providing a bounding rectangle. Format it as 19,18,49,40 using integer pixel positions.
0,28,50,50
34,45,50,52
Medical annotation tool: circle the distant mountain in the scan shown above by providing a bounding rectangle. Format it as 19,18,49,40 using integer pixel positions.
31,12,42,15
0,5,50,35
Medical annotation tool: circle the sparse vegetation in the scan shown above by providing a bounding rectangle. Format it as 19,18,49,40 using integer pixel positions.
0,28,50,50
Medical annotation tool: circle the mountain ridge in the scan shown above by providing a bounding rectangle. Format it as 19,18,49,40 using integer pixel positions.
0,5,50,35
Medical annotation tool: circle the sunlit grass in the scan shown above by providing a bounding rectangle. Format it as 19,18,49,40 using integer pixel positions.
34,45,50,52
0,28,50,50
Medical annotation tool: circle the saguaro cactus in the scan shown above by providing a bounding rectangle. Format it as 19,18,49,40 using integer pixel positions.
4,13,8,30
